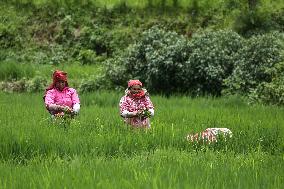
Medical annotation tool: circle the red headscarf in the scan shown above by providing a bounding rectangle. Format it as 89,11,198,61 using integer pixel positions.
128,80,142,88
127,79,145,98
45,70,68,92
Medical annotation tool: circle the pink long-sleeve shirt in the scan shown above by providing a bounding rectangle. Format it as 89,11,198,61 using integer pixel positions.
45,87,80,110
119,95,154,128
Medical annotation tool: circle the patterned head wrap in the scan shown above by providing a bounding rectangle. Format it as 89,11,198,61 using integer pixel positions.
45,70,68,92
128,80,142,88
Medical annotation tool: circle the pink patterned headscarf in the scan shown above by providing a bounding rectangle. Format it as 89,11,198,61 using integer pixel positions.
126,80,146,99
128,80,142,88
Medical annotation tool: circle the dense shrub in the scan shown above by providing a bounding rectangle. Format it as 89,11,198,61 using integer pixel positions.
105,28,244,95
104,57,129,88
79,79,99,93
106,28,283,98
0,78,27,92
0,76,59,93
184,30,243,95
54,15,76,45
0,5,25,49
0,76,47,93
224,32,284,94
234,4,284,36
77,49,97,65
0,22,19,48
105,27,190,94
77,25,109,56
27,76,47,92
78,75,111,93
248,62,284,105
48,45,68,65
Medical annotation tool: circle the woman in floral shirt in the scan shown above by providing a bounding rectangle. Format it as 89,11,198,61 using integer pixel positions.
44,70,80,117
119,80,154,128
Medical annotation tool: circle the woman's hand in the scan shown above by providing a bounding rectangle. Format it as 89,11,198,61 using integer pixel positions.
136,110,143,116
130,111,138,117
48,104,74,115
126,110,140,118
56,105,73,114
122,110,146,118
62,106,73,114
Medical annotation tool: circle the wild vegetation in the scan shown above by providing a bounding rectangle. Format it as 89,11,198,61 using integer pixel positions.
0,1,284,188
1,0,284,103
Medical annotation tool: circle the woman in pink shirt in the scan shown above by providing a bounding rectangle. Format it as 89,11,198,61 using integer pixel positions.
44,70,80,117
119,80,154,128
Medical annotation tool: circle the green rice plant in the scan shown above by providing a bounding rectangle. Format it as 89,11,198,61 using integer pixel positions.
0,87,283,188
0,62,35,81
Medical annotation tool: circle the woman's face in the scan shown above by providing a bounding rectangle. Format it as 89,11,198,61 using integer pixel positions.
55,80,66,91
130,85,142,94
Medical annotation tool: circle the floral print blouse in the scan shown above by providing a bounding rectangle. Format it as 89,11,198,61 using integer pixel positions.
119,94,154,128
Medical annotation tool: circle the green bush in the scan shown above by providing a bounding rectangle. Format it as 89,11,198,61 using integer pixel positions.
77,49,97,65
55,15,76,44
27,76,47,92
248,62,284,105
77,25,109,55
79,79,99,93
0,23,18,48
77,25,134,57
224,32,284,94
104,56,128,88
105,26,190,94
78,75,110,93
0,5,25,49
48,45,68,65
184,30,243,96
0,76,47,93
234,3,284,36
106,28,244,95
0,78,27,92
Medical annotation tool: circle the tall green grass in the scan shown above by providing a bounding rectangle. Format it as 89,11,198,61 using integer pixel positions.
0,150,282,188
0,62,35,80
6,0,284,9
0,62,103,81
0,92,283,188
